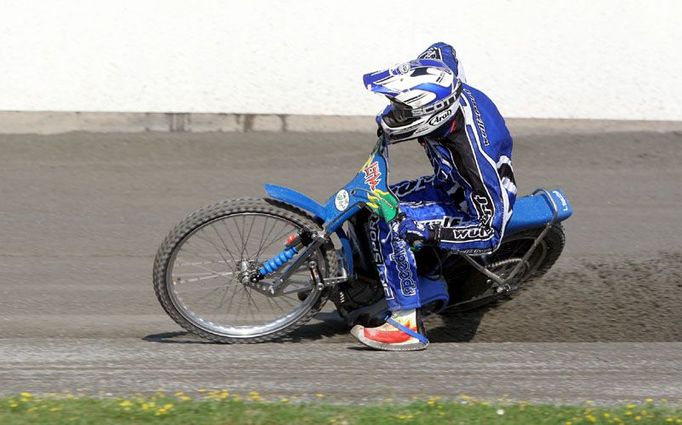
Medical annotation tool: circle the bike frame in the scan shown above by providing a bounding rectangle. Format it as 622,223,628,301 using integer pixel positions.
259,136,573,296
263,137,399,279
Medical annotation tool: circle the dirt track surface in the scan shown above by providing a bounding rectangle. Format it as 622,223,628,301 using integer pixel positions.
0,124,680,400
2,339,680,405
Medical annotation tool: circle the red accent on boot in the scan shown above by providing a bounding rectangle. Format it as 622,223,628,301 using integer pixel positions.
363,324,418,344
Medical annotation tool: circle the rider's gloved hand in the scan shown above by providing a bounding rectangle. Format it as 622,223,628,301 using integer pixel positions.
396,216,432,249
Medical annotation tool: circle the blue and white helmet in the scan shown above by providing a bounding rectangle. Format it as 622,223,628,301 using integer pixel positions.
363,59,462,143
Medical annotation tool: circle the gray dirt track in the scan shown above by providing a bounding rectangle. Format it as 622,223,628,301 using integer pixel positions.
0,122,681,403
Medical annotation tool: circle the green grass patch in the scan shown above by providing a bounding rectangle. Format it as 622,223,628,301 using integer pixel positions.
1,392,680,425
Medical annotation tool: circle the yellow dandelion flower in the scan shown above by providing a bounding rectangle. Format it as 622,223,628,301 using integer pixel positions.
627,404,637,409
626,411,633,416
496,408,505,415
118,400,133,408
9,402,18,408
177,395,191,402
645,398,654,404
585,414,597,423
396,413,414,421
665,418,673,423
141,401,155,411
604,412,610,418
565,421,572,425
316,393,326,399
635,416,642,421
249,391,262,402
426,396,441,406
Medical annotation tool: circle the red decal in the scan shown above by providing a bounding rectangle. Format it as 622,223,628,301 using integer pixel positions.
363,161,382,191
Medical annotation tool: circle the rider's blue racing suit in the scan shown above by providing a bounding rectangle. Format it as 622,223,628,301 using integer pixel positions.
368,43,517,311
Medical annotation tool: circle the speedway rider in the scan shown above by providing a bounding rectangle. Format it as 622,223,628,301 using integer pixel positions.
350,42,517,351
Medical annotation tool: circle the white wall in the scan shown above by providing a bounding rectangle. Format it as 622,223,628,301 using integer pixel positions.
1,0,681,120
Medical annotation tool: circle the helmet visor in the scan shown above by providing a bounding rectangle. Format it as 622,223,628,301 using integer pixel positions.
384,99,419,127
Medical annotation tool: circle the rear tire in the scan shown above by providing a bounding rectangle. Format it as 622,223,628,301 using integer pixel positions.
445,224,565,311
153,198,338,343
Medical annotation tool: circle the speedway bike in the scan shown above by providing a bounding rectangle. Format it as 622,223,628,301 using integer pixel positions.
153,136,572,343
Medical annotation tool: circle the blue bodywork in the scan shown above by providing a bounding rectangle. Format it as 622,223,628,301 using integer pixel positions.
263,138,573,293
264,183,572,274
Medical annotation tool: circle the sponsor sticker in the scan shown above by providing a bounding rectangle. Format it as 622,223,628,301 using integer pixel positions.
428,108,453,126
391,236,417,297
462,88,490,146
363,161,382,191
334,189,349,211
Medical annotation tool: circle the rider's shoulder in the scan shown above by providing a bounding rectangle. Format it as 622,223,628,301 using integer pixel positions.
460,84,505,121
459,83,512,143
460,83,495,108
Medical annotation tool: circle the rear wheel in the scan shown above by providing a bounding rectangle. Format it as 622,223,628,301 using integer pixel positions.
444,224,565,311
153,198,337,343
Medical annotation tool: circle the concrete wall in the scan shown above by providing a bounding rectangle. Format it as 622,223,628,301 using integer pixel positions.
1,1,681,120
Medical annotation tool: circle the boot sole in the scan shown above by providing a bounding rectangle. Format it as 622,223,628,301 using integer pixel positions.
350,326,429,352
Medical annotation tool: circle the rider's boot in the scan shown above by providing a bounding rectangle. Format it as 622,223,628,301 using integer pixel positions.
350,309,429,351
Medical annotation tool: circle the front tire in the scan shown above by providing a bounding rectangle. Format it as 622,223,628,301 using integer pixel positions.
153,198,337,343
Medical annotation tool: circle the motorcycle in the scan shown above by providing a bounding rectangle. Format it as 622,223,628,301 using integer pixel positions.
153,136,572,343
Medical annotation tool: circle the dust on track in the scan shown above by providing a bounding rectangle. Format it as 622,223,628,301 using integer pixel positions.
427,252,682,343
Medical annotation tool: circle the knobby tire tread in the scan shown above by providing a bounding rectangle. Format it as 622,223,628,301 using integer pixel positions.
152,198,338,344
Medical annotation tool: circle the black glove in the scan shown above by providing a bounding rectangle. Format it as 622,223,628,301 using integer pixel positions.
396,216,433,250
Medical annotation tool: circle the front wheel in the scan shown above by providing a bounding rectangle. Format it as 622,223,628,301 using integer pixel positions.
153,198,337,343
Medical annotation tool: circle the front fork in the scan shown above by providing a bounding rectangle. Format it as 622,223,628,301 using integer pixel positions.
241,229,339,296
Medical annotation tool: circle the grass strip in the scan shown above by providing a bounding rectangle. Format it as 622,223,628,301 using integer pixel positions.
1,392,680,425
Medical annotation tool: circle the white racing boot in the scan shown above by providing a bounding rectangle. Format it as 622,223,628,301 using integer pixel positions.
350,309,429,351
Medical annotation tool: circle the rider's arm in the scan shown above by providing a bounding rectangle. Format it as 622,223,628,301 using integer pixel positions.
428,120,512,255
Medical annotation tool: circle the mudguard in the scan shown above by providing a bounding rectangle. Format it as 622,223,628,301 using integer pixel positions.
506,188,572,234
264,184,354,274
264,184,327,221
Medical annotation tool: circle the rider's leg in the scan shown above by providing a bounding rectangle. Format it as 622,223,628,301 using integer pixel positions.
351,192,462,351
350,215,428,351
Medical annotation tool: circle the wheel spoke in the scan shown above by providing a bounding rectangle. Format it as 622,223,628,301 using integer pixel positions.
166,209,328,339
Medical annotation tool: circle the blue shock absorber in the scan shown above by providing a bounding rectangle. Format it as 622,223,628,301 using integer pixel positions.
258,246,299,277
